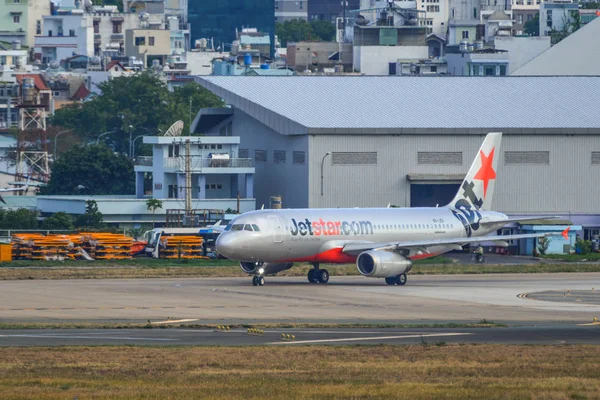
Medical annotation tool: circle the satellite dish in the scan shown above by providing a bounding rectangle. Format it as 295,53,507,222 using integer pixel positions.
164,120,184,137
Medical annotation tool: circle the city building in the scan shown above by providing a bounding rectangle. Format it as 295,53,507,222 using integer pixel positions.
415,0,450,37
448,0,483,20
188,0,275,56
445,46,509,75
0,0,50,48
447,20,481,45
195,75,600,244
287,41,353,73
511,0,540,36
539,0,578,36
512,17,600,75
310,0,360,22
125,28,171,67
34,13,95,63
275,0,308,22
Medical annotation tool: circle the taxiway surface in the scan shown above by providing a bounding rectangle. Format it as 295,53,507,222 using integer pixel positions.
1,273,599,324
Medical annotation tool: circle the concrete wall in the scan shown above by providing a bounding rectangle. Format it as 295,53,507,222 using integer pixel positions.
28,0,51,48
354,45,429,75
205,109,310,210
448,26,478,45
307,134,600,215
495,36,550,74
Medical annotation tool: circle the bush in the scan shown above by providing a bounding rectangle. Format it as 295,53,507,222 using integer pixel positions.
575,239,592,255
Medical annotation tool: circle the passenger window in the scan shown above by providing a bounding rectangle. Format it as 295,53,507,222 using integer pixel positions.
231,224,243,231
252,224,260,231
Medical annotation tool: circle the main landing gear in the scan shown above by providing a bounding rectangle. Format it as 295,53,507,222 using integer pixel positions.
308,263,329,284
385,273,407,286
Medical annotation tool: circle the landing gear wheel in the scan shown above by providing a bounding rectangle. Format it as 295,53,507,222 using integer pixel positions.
317,269,329,284
396,273,407,286
308,269,318,284
258,276,265,286
385,277,396,286
252,276,259,286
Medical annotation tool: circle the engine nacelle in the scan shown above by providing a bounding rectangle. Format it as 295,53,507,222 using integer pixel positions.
356,250,413,278
240,262,293,276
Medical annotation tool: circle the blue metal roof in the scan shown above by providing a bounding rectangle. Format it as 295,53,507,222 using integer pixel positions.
197,76,600,131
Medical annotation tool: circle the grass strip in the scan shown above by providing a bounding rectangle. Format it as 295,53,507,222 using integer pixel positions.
1,261,599,280
0,345,598,399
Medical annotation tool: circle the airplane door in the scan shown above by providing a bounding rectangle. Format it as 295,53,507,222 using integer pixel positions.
268,215,283,243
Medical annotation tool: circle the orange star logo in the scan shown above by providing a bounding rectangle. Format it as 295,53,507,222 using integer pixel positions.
473,147,496,199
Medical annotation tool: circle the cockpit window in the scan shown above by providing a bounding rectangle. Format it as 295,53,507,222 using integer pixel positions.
243,224,253,231
252,224,260,232
224,224,232,231
231,224,244,231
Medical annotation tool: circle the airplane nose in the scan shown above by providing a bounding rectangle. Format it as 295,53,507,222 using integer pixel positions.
216,233,236,259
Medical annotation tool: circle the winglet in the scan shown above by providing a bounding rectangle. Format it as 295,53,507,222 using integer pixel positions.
561,227,571,240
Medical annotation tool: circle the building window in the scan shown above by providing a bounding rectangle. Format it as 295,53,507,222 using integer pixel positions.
430,65,437,73
69,29,75,36
499,65,506,76
149,36,155,46
462,30,469,39
113,22,122,34
332,152,377,165
473,7,477,18
472,64,481,75
36,20,41,35
293,151,305,165
505,151,550,165
426,5,440,12
255,150,267,163
135,37,146,46
299,1,303,9
93,20,99,34
14,0,20,3
53,91,60,97
275,1,279,9
168,144,180,157
274,150,286,164
418,152,462,165
451,8,455,18
238,149,249,158
168,185,178,198
517,14,523,24
13,15,20,23
527,14,533,21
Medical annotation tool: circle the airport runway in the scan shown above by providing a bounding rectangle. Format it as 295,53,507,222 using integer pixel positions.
0,273,599,325
0,325,599,346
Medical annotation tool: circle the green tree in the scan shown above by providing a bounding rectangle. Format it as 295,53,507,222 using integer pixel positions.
75,200,105,230
51,74,224,155
276,19,315,47
145,198,163,228
524,13,539,36
310,19,336,42
40,144,134,195
0,208,38,229
42,212,74,230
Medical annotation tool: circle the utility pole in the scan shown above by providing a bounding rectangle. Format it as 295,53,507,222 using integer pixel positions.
184,139,192,223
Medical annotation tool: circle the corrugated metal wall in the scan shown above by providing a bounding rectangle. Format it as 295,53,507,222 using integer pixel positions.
308,134,600,214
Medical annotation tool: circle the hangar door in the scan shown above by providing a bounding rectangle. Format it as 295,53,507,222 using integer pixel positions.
407,174,464,208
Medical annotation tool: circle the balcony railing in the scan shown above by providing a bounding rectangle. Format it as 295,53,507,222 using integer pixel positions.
136,157,254,169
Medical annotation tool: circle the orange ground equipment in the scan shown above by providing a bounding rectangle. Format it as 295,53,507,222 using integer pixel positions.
158,235,209,259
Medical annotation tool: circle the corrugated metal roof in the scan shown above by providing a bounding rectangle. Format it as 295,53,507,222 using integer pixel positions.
197,76,600,131
240,35,270,45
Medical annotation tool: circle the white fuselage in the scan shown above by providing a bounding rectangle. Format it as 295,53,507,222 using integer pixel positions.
216,207,507,263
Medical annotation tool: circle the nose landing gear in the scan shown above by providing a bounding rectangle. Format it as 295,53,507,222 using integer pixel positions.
308,263,329,284
252,275,265,286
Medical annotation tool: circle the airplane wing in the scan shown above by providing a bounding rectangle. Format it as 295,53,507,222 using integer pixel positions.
479,216,561,226
341,228,570,256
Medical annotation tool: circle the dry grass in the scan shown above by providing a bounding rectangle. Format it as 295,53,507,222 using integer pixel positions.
0,345,599,399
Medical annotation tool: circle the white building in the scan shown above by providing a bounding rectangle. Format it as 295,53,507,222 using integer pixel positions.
275,0,308,22
539,0,578,36
416,0,450,37
35,14,94,63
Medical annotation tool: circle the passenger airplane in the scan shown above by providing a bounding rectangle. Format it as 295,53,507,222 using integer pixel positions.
216,133,567,286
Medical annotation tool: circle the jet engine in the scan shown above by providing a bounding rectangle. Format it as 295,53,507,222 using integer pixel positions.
356,250,413,278
240,262,293,276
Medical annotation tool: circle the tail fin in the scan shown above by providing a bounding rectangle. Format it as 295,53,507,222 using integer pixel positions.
448,132,502,211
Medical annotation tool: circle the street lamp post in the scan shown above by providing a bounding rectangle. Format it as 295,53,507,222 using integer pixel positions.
96,129,116,145
320,152,331,196
53,128,73,160
131,134,147,160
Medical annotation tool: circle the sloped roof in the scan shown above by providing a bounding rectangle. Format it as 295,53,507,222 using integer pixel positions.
106,60,125,71
70,82,91,101
197,76,600,134
512,18,600,76
15,74,49,91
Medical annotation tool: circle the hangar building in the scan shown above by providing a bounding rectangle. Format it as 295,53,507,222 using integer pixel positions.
195,76,600,240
